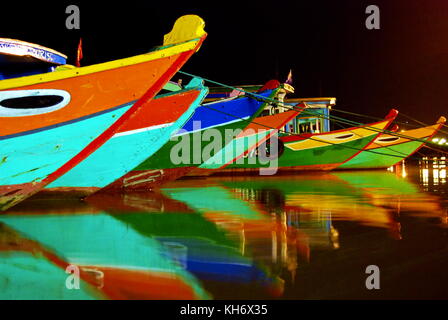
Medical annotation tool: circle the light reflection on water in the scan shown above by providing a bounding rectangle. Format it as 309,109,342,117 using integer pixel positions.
1,160,448,299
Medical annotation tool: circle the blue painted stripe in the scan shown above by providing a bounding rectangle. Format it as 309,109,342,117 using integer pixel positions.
180,90,273,133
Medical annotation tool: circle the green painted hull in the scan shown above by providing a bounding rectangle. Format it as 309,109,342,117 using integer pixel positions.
135,121,255,170
338,139,426,169
226,134,377,171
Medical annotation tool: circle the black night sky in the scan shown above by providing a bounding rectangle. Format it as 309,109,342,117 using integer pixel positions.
2,0,448,125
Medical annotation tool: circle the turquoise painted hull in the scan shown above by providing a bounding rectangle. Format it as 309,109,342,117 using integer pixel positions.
0,104,131,186
47,81,208,190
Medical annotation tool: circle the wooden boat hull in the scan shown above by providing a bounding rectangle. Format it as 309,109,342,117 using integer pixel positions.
45,79,208,192
0,15,207,210
338,116,446,169
223,110,398,173
107,84,281,191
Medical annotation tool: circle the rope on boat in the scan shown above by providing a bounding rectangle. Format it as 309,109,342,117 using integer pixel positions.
331,108,423,130
332,108,448,145
329,108,448,156
179,71,426,141
201,103,410,159
180,71,399,134
399,111,448,137
178,71,448,155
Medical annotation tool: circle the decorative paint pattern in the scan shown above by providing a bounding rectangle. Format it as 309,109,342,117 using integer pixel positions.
0,89,71,116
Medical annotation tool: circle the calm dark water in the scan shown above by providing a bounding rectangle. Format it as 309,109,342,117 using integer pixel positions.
1,160,447,300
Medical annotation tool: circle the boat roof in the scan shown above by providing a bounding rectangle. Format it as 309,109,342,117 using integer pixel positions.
286,97,336,108
0,38,67,66
208,83,294,93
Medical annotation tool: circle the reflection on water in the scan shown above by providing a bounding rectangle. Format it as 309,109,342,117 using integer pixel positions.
1,161,448,299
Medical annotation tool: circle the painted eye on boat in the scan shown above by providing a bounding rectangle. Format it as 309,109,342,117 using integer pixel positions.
0,95,64,109
0,89,71,117
334,133,354,139
377,136,400,142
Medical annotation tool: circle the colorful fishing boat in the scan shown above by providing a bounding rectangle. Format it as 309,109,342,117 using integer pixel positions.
199,84,298,167
188,95,334,176
337,116,446,169
105,80,283,191
189,107,304,176
45,77,208,194
223,109,399,173
0,15,207,210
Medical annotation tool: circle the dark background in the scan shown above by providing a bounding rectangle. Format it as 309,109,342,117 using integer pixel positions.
2,0,447,124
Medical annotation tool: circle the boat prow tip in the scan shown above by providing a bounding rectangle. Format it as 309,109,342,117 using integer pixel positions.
257,79,281,92
437,116,447,124
163,15,207,46
386,109,399,120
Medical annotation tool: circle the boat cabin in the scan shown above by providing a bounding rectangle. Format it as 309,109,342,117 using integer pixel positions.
283,97,335,134
203,82,335,135
0,38,67,80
